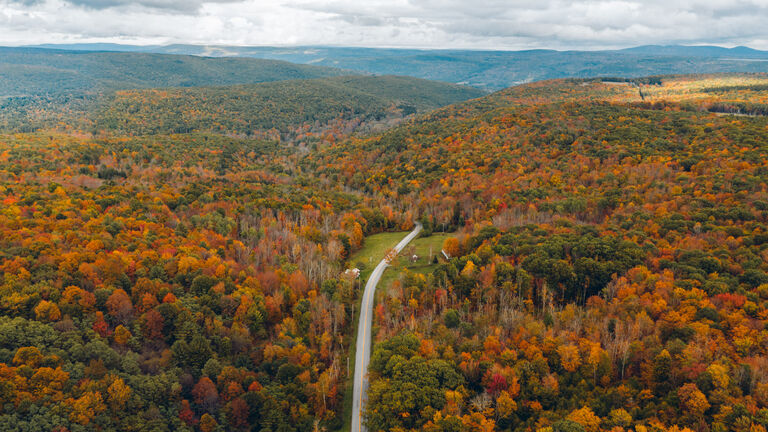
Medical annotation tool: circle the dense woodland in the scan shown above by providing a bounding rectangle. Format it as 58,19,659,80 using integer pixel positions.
313,74,768,432
0,131,410,431
0,73,767,431
0,76,483,141
0,48,347,97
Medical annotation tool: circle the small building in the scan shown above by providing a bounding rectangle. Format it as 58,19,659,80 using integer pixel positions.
344,268,360,278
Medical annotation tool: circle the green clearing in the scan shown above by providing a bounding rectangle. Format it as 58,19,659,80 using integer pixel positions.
371,231,453,293
346,231,409,282
390,232,453,277
346,230,454,287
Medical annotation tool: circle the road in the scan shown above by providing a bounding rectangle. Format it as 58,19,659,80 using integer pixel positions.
351,222,422,432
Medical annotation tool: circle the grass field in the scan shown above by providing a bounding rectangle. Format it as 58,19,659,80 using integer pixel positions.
372,231,453,293
347,231,453,283
392,231,453,274
347,231,409,282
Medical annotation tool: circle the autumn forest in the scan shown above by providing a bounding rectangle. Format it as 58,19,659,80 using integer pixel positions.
1,68,768,432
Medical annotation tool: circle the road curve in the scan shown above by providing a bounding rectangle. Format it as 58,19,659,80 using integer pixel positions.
351,222,422,432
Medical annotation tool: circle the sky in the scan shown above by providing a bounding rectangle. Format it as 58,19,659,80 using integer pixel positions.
1,0,768,50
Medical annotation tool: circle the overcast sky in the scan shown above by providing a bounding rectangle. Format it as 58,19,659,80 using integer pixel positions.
1,0,768,50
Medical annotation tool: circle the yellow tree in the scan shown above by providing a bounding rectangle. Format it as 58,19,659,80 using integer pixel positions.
107,377,132,411
567,406,601,432
68,391,106,425
200,413,218,432
558,345,581,373
678,383,710,419
34,300,61,322
496,390,516,420
114,325,132,345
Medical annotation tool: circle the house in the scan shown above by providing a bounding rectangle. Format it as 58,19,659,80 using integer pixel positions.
344,268,360,278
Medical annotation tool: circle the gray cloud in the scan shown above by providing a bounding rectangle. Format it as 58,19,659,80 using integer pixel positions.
0,0,767,49
292,0,768,48
6,0,242,12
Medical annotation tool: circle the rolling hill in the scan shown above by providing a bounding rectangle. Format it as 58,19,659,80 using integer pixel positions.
1,71,768,431
0,47,347,97
309,73,768,430
0,75,485,138
26,43,768,90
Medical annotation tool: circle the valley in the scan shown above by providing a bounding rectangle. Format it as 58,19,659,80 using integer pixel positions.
0,45,767,431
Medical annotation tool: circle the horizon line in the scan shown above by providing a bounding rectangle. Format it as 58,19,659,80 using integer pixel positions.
3,42,765,54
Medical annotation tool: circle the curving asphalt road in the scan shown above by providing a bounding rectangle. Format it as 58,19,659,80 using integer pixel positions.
351,222,422,432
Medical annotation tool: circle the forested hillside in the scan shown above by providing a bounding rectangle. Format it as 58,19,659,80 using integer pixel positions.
0,47,345,97
29,44,768,90
0,75,484,141
89,76,483,138
0,69,482,431
0,131,410,431
1,72,768,432
310,74,768,431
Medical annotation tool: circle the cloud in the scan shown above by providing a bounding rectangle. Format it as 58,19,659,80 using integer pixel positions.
289,0,768,48
5,0,242,13
0,0,767,49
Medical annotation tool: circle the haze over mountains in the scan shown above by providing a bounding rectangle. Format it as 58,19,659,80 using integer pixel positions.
17,43,768,90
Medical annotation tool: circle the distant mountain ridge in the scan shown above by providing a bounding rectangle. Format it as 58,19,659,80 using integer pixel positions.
19,43,768,90
0,47,348,97
619,44,768,58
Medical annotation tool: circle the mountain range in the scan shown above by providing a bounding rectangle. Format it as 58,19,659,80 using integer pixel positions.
17,43,768,90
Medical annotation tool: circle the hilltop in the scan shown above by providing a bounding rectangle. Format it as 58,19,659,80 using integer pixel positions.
0,47,346,97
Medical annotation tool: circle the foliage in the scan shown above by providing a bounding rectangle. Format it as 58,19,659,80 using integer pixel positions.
2,71,768,431
319,75,768,431
0,129,405,430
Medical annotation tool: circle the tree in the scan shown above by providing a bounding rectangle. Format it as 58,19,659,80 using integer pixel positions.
558,345,581,373
106,289,134,324
193,377,219,413
142,309,164,340
34,300,61,322
443,238,460,258
607,408,632,428
107,377,131,411
13,346,43,367
172,334,213,372
567,407,601,432
114,325,131,345
678,383,710,420
553,419,586,432
486,373,508,397
179,399,198,426
92,311,111,337
496,390,516,420
200,413,218,432
226,398,249,429
444,309,460,328
67,391,106,425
